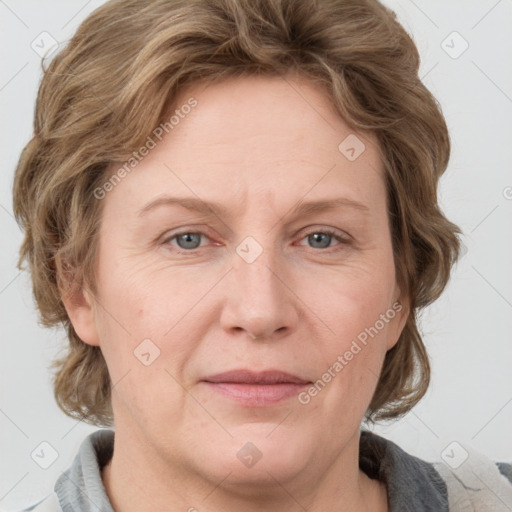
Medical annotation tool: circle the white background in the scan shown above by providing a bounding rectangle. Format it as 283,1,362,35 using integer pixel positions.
1,1,511,510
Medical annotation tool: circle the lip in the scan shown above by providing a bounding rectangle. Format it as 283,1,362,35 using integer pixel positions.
203,369,310,385
201,370,311,407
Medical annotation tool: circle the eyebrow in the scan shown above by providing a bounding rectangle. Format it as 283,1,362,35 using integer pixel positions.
137,195,370,219
288,197,370,217
138,196,229,218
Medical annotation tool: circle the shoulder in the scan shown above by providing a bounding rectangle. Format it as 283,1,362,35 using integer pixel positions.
360,430,512,511
431,444,512,511
14,429,115,512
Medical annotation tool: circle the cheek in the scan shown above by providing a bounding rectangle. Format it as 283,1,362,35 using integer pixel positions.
302,252,397,343
296,249,397,410
93,257,211,385
93,268,195,427
97,253,191,334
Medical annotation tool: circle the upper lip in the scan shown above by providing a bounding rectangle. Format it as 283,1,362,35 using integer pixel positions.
202,369,310,385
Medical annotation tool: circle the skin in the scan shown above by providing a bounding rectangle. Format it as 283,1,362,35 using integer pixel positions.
63,73,408,512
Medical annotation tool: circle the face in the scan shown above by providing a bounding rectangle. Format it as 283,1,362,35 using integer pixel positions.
68,74,407,489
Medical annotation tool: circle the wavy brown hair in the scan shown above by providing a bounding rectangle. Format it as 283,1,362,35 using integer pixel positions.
13,0,461,426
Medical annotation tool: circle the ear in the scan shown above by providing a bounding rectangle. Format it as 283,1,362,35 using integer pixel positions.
386,288,410,351
56,257,100,347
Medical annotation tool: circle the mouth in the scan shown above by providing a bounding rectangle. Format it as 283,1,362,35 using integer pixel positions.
201,369,311,407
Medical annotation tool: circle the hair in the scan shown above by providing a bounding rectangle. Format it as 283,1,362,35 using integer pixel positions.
13,0,461,426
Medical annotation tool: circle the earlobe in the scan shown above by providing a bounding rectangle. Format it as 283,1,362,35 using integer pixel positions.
58,267,101,347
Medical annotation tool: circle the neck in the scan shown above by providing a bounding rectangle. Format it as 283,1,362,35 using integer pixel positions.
101,424,388,512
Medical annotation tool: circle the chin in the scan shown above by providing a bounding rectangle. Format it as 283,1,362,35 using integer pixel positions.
196,425,313,486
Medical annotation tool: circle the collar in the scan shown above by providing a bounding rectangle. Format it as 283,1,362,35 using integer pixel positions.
359,429,448,511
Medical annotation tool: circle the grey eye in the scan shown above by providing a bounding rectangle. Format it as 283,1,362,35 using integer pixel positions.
175,233,202,249
307,232,333,249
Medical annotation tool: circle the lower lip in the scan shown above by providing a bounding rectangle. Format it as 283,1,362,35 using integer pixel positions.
202,382,309,406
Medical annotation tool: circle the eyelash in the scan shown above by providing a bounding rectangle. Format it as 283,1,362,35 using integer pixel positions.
162,228,351,253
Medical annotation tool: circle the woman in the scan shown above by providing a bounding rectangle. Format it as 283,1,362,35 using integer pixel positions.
13,0,512,510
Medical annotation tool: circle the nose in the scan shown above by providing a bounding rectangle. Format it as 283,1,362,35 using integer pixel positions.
219,243,299,341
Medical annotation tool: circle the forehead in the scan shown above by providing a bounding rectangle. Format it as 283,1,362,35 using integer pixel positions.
104,74,384,215
169,74,379,163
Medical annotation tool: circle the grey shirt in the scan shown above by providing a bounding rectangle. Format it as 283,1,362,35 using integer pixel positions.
23,429,512,511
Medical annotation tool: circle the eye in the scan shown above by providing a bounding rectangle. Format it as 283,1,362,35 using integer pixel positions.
162,228,350,253
297,228,349,250
166,231,208,250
